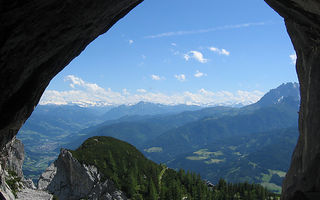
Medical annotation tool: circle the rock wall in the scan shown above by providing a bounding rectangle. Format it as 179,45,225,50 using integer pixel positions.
0,164,15,200
38,149,126,200
0,137,38,199
2,138,24,178
265,0,320,199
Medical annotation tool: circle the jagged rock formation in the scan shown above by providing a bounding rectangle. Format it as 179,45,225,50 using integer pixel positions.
0,0,319,199
0,138,23,199
3,138,24,178
0,164,15,200
38,148,127,200
0,137,52,199
0,137,50,199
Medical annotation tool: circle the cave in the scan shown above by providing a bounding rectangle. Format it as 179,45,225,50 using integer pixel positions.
0,0,319,199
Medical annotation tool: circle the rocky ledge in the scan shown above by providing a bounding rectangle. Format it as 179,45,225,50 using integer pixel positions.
0,137,51,199
38,148,127,200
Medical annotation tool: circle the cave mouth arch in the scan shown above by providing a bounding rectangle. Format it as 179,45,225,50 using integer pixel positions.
19,0,298,196
1,1,320,199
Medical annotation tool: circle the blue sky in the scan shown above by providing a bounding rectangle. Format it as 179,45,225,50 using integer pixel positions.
41,0,298,107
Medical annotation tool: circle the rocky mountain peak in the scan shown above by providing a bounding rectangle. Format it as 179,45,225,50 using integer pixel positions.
38,148,126,200
255,82,300,107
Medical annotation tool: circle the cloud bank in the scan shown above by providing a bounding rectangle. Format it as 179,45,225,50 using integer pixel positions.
40,75,264,107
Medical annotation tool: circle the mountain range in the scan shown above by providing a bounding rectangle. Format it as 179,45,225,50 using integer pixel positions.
18,82,300,192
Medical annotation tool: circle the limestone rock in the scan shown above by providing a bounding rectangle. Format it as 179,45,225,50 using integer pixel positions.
16,188,53,200
0,165,15,200
38,149,127,200
23,179,36,190
3,137,24,178
37,161,57,190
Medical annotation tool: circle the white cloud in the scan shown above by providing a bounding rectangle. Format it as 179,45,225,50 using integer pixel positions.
40,75,126,107
290,53,297,65
209,47,230,56
129,40,134,44
64,75,104,93
174,74,186,82
151,74,164,81
171,43,177,46
137,89,147,93
145,22,268,39
40,75,265,107
183,54,190,61
184,51,208,63
194,70,207,78
122,88,130,95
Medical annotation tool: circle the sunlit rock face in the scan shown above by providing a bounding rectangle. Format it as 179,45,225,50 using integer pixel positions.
38,149,126,200
0,0,320,199
0,0,143,149
265,0,320,199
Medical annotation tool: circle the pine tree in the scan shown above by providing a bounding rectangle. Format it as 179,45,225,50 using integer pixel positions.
126,168,137,197
147,178,158,200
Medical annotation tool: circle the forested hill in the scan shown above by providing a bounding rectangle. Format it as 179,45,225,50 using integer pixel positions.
70,136,279,200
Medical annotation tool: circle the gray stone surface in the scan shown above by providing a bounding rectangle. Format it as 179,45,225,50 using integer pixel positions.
4,137,24,177
0,137,49,199
0,138,24,199
38,149,127,200
37,161,57,191
17,188,53,200
0,165,15,200
23,179,36,190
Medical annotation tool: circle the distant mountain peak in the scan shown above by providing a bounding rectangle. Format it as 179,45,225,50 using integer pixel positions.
255,82,300,107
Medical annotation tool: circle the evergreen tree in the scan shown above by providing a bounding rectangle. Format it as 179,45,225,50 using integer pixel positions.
147,178,158,200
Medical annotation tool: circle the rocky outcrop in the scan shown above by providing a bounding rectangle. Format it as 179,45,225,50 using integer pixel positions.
0,137,52,199
0,137,35,200
16,188,53,200
3,138,24,178
38,149,127,200
0,1,320,199
0,164,15,200
264,1,320,199
0,138,24,199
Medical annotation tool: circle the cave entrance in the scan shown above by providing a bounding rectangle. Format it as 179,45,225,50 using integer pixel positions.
17,0,298,195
